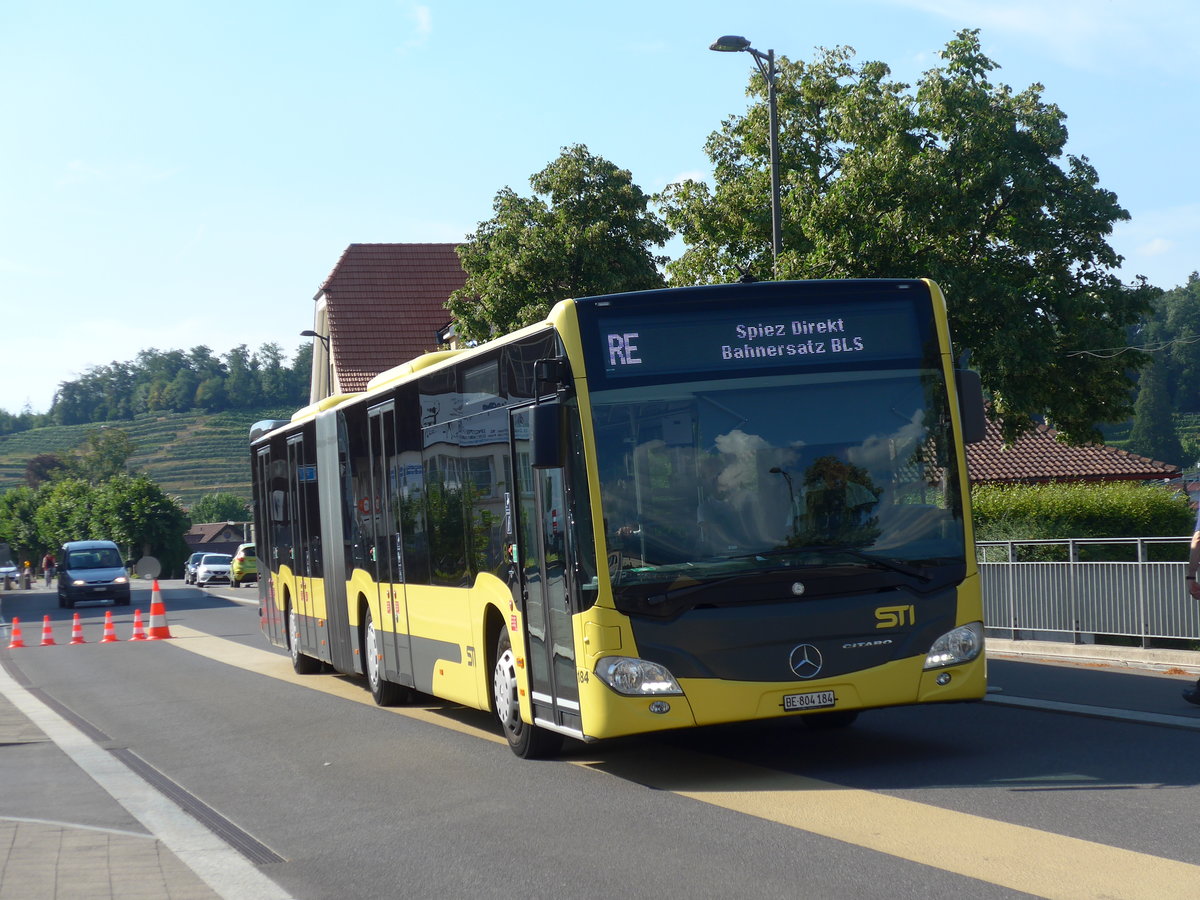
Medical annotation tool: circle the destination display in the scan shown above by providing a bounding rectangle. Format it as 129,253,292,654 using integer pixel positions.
595,298,927,380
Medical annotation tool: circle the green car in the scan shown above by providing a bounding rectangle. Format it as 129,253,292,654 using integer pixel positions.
231,543,257,587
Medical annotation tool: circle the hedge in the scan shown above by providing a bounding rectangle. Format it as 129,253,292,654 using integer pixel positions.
971,481,1193,562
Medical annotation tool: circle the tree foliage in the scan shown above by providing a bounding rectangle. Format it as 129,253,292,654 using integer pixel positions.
448,144,671,341
75,427,138,484
0,341,312,432
93,474,190,562
189,492,252,524
1126,357,1184,465
25,453,69,489
659,30,1154,442
4,473,190,572
34,478,98,550
1137,273,1200,413
0,487,41,560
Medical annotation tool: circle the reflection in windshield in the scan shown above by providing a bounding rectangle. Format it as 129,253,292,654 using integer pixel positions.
68,548,124,569
591,370,964,598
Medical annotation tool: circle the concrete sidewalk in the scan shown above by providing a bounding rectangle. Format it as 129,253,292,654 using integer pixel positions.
0,688,220,900
987,637,1200,675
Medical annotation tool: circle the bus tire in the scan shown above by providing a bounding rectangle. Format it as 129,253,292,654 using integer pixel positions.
288,603,321,675
492,628,562,759
364,607,410,706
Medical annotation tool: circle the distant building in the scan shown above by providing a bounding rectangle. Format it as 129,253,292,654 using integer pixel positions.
305,243,467,402
185,522,250,558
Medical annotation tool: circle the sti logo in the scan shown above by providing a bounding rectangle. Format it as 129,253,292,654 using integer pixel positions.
607,332,642,367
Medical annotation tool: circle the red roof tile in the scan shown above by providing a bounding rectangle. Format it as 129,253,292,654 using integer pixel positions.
966,415,1179,484
320,243,466,393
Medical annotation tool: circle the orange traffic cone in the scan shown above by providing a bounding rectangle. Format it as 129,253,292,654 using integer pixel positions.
146,581,172,640
39,615,56,646
100,610,120,643
7,617,25,649
69,613,87,645
129,609,147,641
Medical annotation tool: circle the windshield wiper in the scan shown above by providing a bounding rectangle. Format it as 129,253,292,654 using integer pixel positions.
803,546,933,582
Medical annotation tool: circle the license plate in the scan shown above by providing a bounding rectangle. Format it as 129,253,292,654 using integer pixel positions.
783,690,836,711
93,586,106,592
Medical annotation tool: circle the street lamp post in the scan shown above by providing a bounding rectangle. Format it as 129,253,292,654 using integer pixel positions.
300,330,332,398
710,34,783,273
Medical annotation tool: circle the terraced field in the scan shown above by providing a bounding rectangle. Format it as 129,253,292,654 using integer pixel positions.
0,407,295,510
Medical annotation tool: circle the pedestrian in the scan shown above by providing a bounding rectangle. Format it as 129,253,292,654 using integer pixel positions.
41,551,56,588
1184,516,1200,705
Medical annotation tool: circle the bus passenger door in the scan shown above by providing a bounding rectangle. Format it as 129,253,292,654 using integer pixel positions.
285,434,316,655
367,401,415,688
255,446,284,646
510,408,580,735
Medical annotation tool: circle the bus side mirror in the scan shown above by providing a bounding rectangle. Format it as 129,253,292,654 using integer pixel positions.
531,402,566,469
534,358,570,391
955,369,986,444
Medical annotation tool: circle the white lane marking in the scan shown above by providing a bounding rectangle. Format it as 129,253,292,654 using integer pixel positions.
0,661,294,900
985,693,1200,729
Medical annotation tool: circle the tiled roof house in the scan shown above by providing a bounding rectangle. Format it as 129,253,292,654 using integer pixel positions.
306,243,467,400
966,414,1179,485
184,522,250,557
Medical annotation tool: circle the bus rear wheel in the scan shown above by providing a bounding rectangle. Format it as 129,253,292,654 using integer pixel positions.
492,628,562,759
364,608,411,706
288,604,321,675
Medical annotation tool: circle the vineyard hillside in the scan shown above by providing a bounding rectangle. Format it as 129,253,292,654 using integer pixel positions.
0,408,295,510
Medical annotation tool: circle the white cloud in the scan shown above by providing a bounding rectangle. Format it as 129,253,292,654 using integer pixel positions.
881,0,1200,73
1137,237,1174,258
1112,203,1200,287
399,3,432,52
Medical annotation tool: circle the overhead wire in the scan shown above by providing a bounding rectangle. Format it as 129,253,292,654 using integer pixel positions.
1065,333,1200,359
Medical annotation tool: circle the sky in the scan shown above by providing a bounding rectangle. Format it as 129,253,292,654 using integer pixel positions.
3,0,1199,415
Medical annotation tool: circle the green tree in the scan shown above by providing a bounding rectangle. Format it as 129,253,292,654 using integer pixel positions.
76,427,138,483
1138,273,1200,413
0,486,42,559
25,453,70,489
1126,358,1184,465
189,492,251,524
35,478,98,549
93,474,190,564
659,29,1153,442
448,144,671,341
256,342,289,403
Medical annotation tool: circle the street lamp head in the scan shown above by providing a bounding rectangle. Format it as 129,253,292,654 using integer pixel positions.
710,35,752,53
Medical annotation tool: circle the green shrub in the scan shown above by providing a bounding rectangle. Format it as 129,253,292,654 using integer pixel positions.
971,481,1193,561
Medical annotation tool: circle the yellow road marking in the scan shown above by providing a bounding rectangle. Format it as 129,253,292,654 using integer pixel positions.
168,627,1200,899
168,626,504,746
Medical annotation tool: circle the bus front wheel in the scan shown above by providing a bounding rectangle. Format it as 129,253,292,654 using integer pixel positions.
288,604,321,675
492,628,562,759
364,608,411,706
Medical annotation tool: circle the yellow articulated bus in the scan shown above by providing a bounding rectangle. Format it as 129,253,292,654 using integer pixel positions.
251,279,987,758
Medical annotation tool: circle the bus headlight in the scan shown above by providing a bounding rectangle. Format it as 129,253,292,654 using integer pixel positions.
923,622,984,670
595,657,683,696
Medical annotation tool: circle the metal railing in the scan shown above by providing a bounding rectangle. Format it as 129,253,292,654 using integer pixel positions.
977,537,1200,644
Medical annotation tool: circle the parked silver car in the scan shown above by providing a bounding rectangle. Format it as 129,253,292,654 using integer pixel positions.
195,553,232,586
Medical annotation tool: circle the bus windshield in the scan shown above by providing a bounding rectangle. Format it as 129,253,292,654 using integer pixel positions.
591,367,965,612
